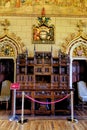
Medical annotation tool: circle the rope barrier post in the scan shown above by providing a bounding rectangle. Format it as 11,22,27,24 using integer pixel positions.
9,89,19,121
18,91,28,124
67,90,78,123
71,91,74,122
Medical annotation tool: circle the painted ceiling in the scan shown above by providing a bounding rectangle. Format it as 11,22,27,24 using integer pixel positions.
0,0,87,17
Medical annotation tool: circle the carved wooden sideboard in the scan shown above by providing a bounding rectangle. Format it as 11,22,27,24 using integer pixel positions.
12,50,71,115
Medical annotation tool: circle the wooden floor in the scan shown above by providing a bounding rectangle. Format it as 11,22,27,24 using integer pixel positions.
0,119,87,130
0,109,87,130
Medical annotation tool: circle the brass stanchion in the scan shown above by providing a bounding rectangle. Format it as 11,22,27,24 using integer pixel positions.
67,91,78,123
18,91,28,124
9,89,19,121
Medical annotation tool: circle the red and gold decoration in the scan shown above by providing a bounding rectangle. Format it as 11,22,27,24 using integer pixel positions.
33,8,54,44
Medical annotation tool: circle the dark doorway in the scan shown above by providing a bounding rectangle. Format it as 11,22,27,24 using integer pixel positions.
0,59,14,83
0,59,14,109
72,60,87,83
72,60,87,105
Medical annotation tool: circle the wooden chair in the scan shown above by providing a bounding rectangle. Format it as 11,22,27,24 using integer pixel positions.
77,81,87,109
0,80,11,110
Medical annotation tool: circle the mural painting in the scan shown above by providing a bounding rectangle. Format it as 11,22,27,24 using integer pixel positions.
0,0,87,16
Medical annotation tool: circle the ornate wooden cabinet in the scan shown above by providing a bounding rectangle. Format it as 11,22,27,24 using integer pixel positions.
14,50,70,115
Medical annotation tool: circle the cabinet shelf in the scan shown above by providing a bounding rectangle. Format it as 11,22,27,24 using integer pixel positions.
14,51,70,115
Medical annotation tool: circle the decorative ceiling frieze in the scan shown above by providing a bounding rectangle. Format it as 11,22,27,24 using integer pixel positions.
0,0,87,17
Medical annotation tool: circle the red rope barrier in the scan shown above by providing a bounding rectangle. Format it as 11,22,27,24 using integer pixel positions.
25,93,70,105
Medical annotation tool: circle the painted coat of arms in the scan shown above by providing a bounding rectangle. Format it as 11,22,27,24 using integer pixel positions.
33,8,55,44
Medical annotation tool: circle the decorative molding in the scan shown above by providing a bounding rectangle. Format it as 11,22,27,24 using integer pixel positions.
0,43,15,57
72,43,87,57
61,20,87,56
61,34,87,57
0,19,26,57
0,19,10,32
76,20,86,34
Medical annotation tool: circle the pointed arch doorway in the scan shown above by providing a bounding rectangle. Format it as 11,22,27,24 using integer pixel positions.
68,36,87,88
61,35,87,88
0,31,25,110
0,58,14,82
68,36,87,106
0,33,25,83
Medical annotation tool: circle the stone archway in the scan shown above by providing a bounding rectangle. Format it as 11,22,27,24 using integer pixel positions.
64,36,87,89
61,32,87,88
68,36,87,87
67,36,87,58
0,33,25,58
0,30,26,82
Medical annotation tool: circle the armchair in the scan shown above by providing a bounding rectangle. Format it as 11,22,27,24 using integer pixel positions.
77,81,87,109
0,80,11,110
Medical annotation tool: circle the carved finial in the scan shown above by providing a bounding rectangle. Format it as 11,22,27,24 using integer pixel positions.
76,20,86,34
0,19,10,32
38,8,50,26
41,7,45,16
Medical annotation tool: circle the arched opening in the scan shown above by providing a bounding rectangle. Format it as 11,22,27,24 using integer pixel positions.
72,59,87,106
0,58,14,109
0,59,14,83
69,37,87,107
0,33,25,110
72,59,87,83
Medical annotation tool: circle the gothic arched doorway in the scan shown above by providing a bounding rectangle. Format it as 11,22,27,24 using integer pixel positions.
0,59,14,83
68,36,87,106
0,32,25,109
